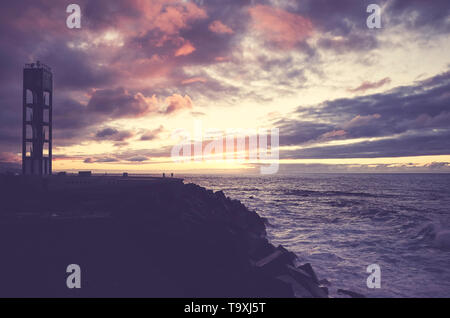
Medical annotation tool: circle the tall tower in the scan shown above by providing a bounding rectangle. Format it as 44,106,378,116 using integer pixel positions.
22,61,53,175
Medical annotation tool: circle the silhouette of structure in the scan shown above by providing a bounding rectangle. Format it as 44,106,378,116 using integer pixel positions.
22,61,52,175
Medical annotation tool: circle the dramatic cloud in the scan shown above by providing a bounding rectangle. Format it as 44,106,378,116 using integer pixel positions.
87,88,193,118
95,127,134,142
84,157,118,163
162,94,193,114
248,5,313,49
0,0,449,171
282,130,450,159
87,88,156,118
126,156,149,162
278,71,450,158
140,126,164,141
348,78,391,93
386,0,450,33
175,41,196,56
342,114,382,129
209,20,234,34
182,77,207,85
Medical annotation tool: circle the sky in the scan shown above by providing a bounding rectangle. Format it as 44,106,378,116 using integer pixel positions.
0,0,449,174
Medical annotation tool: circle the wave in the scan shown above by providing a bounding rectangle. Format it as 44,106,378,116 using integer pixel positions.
417,223,450,250
327,199,363,208
222,187,261,192
283,189,389,198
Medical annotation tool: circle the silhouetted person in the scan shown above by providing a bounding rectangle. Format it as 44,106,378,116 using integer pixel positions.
171,173,173,178
163,173,165,178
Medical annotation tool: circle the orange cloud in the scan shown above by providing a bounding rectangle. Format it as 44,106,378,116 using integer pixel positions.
348,78,391,93
209,20,234,34
154,3,207,34
321,130,347,139
344,114,381,129
163,94,193,114
182,77,207,85
175,41,196,56
134,0,207,35
115,56,173,81
248,5,313,49
214,56,230,62
0,152,20,163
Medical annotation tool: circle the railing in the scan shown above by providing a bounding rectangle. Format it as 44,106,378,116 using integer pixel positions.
24,61,51,72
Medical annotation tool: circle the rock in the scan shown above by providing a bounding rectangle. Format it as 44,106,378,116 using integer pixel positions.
254,245,297,276
276,275,314,298
337,289,366,298
260,217,271,226
248,270,294,297
297,263,319,285
319,278,331,286
215,190,226,199
286,265,328,298
320,286,329,296
246,235,275,261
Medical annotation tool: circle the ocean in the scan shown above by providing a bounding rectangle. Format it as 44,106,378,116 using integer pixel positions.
184,173,450,298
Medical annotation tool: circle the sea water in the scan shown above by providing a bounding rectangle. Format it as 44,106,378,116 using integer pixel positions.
185,173,450,297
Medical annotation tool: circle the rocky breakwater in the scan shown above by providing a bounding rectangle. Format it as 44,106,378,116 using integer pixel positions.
0,176,328,297
148,182,329,298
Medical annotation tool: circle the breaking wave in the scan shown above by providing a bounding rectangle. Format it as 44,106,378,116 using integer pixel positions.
418,223,450,250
